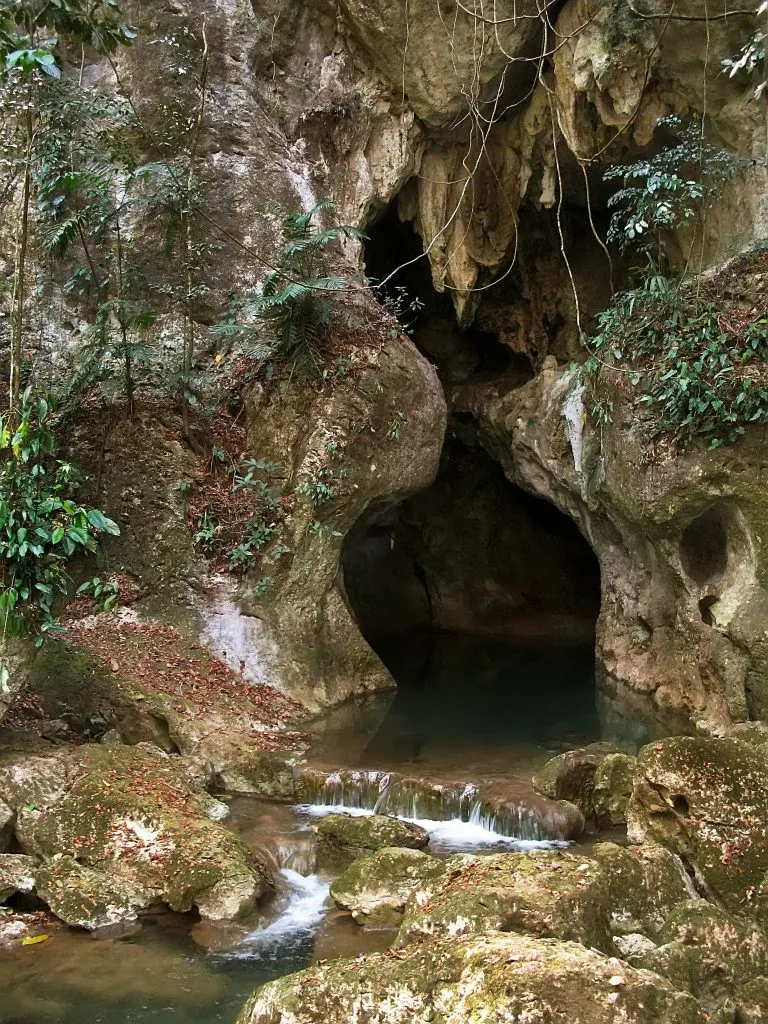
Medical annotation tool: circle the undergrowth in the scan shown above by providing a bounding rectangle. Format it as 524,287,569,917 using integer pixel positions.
582,246,768,449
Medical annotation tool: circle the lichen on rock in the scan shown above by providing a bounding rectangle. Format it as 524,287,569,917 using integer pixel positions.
330,847,446,927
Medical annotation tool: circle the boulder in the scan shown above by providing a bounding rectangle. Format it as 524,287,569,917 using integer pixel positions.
236,932,706,1024
314,813,429,862
35,856,149,931
396,850,615,953
532,743,621,817
330,847,446,927
627,900,768,1020
592,843,695,939
627,736,768,912
2,744,272,924
592,753,636,826
0,854,38,902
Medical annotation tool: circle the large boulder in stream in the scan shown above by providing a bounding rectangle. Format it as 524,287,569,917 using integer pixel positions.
0,743,273,925
627,736,768,914
532,743,622,818
395,850,615,952
331,847,446,927
314,813,430,863
236,932,706,1024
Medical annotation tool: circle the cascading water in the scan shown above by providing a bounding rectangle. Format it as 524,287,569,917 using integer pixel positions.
295,770,572,851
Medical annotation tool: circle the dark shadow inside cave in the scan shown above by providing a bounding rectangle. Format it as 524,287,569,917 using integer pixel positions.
338,435,603,768
342,434,600,673
364,205,534,386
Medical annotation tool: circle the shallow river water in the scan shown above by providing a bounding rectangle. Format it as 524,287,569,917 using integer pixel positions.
0,636,605,1024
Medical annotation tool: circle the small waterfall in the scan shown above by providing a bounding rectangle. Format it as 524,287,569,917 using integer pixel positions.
220,868,330,961
296,770,572,849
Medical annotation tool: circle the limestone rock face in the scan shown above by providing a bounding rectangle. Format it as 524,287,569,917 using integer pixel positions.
236,931,707,1024
330,847,446,927
395,850,615,953
0,637,36,727
0,798,14,853
472,361,768,736
627,736,768,912
0,744,272,924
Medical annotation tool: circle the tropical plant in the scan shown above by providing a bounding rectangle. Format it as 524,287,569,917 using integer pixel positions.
0,0,135,419
0,388,120,641
583,253,768,449
604,116,746,261
212,201,366,378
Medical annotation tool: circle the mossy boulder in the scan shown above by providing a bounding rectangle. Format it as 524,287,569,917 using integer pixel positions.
593,843,693,939
236,931,706,1024
532,743,621,817
627,736,768,913
35,856,149,931
592,753,636,826
628,900,768,1019
0,854,38,902
314,813,429,863
396,850,615,953
330,847,446,927
4,744,272,923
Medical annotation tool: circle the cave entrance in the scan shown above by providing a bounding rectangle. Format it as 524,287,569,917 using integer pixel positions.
364,205,534,387
340,436,602,774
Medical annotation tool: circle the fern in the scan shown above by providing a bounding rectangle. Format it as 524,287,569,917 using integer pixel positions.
249,202,366,378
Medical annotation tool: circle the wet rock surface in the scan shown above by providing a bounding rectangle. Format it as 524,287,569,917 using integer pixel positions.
237,931,707,1024
315,813,429,862
330,847,446,927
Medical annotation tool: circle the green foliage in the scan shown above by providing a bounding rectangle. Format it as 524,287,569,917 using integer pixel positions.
0,1,136,61
194,512,221,554
228,520,280,574
295,467,337,508
605,116,746,258
211,201,366,379
0,389,119,639
722,2,767,99
76,575,120,612
386,411,407,442
584,263,768,449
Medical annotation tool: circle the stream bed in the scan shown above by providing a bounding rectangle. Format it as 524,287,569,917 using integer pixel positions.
0,637,605,1024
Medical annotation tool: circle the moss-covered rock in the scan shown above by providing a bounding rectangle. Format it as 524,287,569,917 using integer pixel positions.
593,843,694,939
4,744,273,924
628,900,768,1019
315,814,429,863
35,856,149,931
330,847,446,927
532,743,621,817
0,854,38,902
396,850,615,952
627,736,768,913
593,753,636,826
236,931,706,1024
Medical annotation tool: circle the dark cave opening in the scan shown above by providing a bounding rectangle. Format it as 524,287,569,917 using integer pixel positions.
342,435,601,692
364,205,534,386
